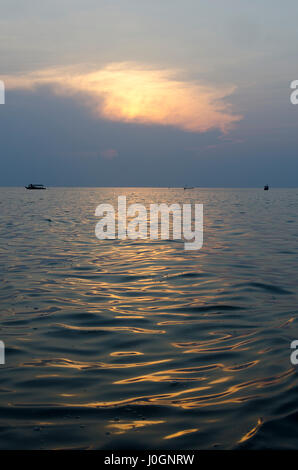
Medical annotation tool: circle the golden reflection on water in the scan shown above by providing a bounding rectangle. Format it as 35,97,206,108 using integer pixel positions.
58,323,166,334
107,420,165,435
238,418,263,444
209,377,232,385
110,351,144,357
59,367,295,412
164,429,199,440
172,337,257,354
114,365,210,384
115,316,145,319
23,357,171,370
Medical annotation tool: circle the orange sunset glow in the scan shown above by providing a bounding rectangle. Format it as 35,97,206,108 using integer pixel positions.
4,62,242,133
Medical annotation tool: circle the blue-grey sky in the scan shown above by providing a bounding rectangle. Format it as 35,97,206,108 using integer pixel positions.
1,0,298,186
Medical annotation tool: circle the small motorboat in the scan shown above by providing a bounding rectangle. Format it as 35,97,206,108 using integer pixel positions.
264,185,269,191
184,186,194,190
25,184,46,190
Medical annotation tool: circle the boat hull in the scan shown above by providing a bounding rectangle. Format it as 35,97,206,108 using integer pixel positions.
25,186,47,191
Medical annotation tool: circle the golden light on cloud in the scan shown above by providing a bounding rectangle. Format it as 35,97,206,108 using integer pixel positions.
4,62,242,133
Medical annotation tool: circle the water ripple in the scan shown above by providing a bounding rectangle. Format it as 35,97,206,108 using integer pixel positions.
1,187,298,449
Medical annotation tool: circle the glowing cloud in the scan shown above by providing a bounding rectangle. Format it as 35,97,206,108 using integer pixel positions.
4,62,242,133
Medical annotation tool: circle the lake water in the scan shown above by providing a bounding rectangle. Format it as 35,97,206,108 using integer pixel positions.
1,187,298,450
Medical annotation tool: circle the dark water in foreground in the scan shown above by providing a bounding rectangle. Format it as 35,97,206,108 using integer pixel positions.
1,187,298,450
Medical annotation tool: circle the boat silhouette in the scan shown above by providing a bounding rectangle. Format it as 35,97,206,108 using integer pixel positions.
25,184,46,190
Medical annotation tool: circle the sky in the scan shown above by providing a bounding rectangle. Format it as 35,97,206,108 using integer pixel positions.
1,0,298,187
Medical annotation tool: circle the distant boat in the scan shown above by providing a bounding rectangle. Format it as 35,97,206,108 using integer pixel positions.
264,185,269,191
184,186,194,190
25,184,46,190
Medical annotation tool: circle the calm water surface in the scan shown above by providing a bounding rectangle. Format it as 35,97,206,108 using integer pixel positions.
1,187,298,449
